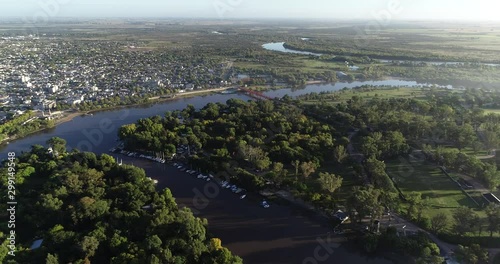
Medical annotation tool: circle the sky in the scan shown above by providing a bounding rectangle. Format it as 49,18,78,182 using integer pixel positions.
2,0,500,21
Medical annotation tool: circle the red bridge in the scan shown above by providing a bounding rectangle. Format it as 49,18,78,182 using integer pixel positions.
238,87,274,100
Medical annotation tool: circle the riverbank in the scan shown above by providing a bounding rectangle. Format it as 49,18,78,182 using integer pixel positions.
0,111,82,145
54,111,83,125
305,80,328,85
1,79,458,147
1,87,234,146
84,86,234,115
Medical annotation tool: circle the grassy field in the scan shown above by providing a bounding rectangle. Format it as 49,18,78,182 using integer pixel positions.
446,171,486,205
483,109,500,115
385,159,478,218
384,158,500,238
335,87,428,100
301,87,434,105
235,56,351,75
381,26,500,62
440,146,491,158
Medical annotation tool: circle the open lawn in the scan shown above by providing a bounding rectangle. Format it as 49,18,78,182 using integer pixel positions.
385,159,478,218
483,109,500,115
445,171,486,206
299,87,451,106
441,145,491,158
334,87,427,102
235,55,351,75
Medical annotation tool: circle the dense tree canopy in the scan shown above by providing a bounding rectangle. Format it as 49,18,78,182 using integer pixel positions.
119,99,338,193
0,145,241,264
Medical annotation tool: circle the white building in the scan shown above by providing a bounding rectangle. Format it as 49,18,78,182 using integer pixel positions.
50,85,59,93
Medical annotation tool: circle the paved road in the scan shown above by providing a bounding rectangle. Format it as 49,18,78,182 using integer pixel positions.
377,212,455,256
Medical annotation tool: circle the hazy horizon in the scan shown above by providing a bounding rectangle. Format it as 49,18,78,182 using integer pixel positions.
2,0,500,22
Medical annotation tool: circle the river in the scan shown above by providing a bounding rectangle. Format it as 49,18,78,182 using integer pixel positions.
263,42,500,67
0,79,450,154
262,42,322,56
2,82,428,263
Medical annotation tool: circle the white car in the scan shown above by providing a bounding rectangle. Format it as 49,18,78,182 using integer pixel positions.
240,194,246,199
235,188,243,194
261,200,270,208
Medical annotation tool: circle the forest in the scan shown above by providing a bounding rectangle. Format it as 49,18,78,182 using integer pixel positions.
0,140,242,264
0,111,55,142
117,87,500,261
302,87,500,249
